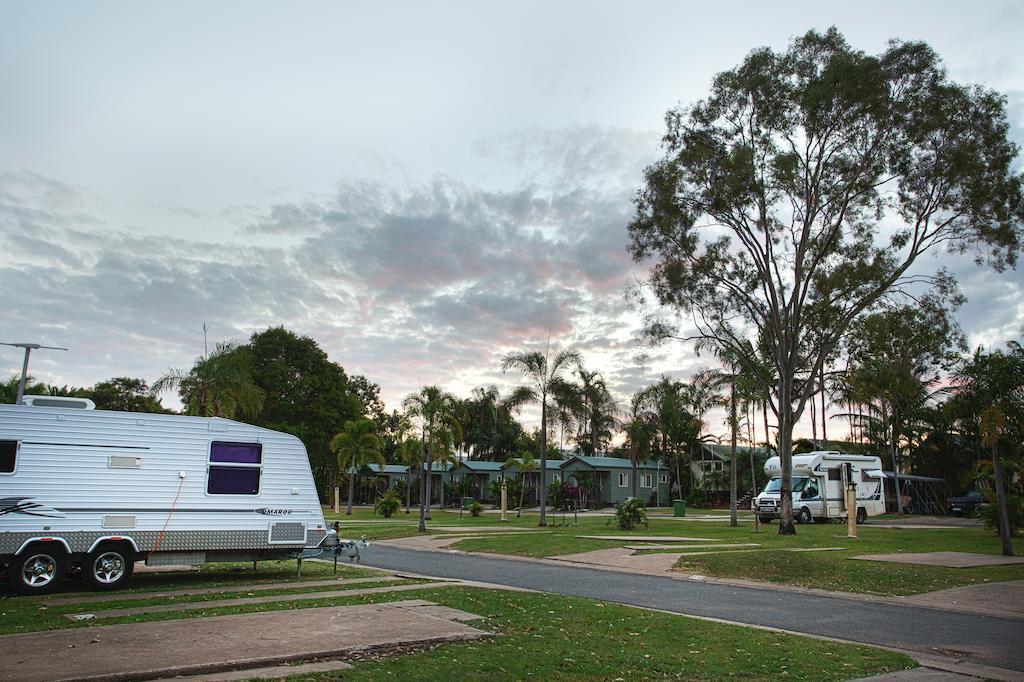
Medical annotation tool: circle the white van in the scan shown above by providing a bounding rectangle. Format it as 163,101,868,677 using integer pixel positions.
0,396,336,594
752,451,885,524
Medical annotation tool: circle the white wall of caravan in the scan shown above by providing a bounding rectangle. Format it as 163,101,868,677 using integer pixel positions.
0,405,325,539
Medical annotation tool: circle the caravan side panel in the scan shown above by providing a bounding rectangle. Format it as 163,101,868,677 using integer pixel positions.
0,405,327,558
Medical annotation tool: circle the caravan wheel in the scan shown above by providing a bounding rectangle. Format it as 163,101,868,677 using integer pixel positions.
9,546,67,595
82,545,135,591
856,508,868,525
796,507,812,524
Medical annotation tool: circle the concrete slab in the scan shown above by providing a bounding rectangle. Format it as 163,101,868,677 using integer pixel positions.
852,667,976,681
575,535,720,542
901,580,1024,621
548,548,682,572
786,547,848,553
164,659,354,680
46,575,397,606
623,543,761,550
1,602,491,682
392,603,484,621
67,581,457,620
852,552,1024,568
431,526,544,532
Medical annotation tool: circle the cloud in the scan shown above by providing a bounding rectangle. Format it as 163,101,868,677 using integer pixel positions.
3,120,1022,424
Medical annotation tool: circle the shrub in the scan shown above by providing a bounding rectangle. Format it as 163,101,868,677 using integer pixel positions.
609,497,648,530
977,493,1024,536
470,500,483,517
374,490,401,518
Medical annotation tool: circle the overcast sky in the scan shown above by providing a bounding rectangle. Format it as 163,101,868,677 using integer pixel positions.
2,1,1022,440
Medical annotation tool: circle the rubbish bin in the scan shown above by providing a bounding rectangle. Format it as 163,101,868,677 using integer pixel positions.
462,497,476,509
673,499,686,517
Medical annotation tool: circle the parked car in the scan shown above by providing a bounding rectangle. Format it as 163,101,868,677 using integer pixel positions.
948,490,986,516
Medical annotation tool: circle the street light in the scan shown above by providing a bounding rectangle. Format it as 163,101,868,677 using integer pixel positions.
0,342,69,404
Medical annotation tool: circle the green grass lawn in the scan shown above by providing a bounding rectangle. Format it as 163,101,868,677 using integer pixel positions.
447,516,1024,596
1,560,914,681
0,561,385,635
291,587,914,681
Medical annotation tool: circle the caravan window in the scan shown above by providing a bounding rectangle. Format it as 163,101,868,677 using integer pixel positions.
0,440,17,474
207,442,262,495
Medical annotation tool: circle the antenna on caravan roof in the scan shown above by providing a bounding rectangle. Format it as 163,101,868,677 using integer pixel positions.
0,342,69,404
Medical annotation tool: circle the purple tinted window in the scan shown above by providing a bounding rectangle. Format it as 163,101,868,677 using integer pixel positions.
207,466,260,495
210,442,262,464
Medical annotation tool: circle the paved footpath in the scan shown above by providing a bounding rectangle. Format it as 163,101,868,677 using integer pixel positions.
356,545,1024,674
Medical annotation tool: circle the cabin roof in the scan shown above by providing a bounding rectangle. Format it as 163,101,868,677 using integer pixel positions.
561,455,661,470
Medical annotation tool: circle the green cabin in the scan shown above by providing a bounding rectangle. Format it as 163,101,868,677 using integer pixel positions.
560,455,670,508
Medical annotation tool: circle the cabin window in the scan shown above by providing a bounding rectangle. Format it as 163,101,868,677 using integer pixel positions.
0,440,17,474
659,474,668,484
207,441,262,495
618,473,629,488
827,469,842,481
641,473,653,488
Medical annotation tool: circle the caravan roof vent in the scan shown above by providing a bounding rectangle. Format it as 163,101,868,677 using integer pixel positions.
22,395,96,410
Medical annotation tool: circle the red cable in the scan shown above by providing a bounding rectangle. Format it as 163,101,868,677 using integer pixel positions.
150,475,185,556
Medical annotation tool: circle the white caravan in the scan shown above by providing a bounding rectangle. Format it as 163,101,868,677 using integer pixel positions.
751,451,885,524
0,396,336,594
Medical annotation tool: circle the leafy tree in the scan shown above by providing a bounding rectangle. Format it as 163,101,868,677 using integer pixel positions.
154,342,264,420
330,418,385,515
628,28,1024,533
951,342,1024,555
247,327,363,497
2,375,43,403
844,296,964,512
91,377,169,413
501,347,581,526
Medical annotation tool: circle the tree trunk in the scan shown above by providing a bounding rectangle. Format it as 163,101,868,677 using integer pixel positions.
417,468,427,532
631,452,638,499
346,469,355,515
991,441,1014,557
820,365,827,443
810,390,817,442
762,402,770,450
777,406,796,535
674,453,682,501
729,372,738,527
538,393,548,527
517,475,525,518
405,472,411,514
890,416,904,515
424,447,433,521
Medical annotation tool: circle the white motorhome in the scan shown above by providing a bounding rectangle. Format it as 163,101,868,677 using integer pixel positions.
752,451,885,524
0,396,336,594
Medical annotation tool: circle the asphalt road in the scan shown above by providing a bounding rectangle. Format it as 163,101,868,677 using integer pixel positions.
357,545,1024,672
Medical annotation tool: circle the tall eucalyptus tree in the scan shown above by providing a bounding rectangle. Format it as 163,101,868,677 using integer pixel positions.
629,28,1023,533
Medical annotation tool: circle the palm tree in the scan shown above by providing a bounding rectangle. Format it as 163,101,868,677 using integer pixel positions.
624,388,655,499
501,346,581,527
153,341,264,420
403,386,462,532
330,418,385,515
508,451,538,517
576,368,618,455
